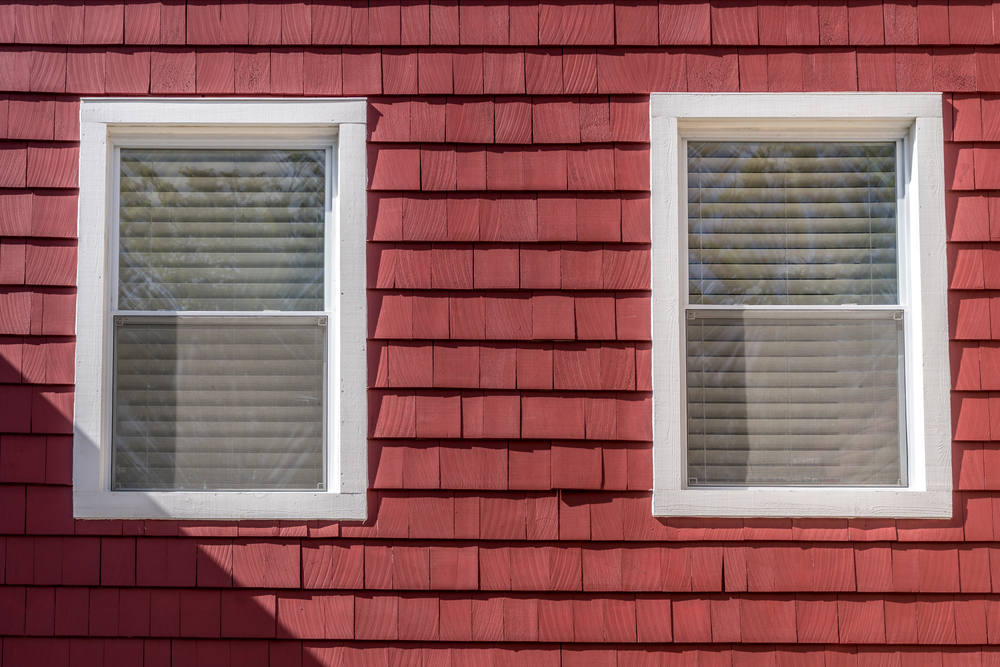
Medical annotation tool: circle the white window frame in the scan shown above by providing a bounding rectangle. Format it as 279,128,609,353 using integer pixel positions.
74,99,368,520
650,93,952,518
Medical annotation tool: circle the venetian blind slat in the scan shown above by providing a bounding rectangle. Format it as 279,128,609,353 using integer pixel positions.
118,148,326,312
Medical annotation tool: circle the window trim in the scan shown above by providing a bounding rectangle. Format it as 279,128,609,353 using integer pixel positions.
650,93,952,518
75,99,369,520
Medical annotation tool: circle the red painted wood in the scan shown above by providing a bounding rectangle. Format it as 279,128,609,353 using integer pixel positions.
575,196,618,243
509,0,538,45
567,145,614,190
16,4,53,44
609,97,649,142
563,48,598,94
441,441,507,489
742,596,797,642
343,48,383,94
945,142,976,190
712,0,759,45
0,47,31,93
446,97,492,142
388,342,433,387
643,52,686,95
429,546,478,589
370,145,421,190
150,48,196,94
451,48,483,94
271,48,304,95
532,97,579,144
523,147,568,191
514,342,551,390
977,144,1000,189
949,243,985,289
952,341,982,390
597,49,647,94
687,48,740,91
29,49,67,94
522,395,584,439
484,49,525,94
918,0,950,44
614,144,650,190
848,0,884,45
796,595,840,642
758,0,787,45
193,49,233,94
0,143,26,189
402,195,445,241
460,2,508,45
234,49,270,94
839,596,886,643
187,1,223,44
368,0,402,45
659,2,711,44
415,392,462,437
421,145,458,191
538,1,614,45
311,1,350,44
857,47,897,90
884,0,918,44
523,48,561,94
383,48,418,94
979,49,1000,92
765,49,802,91
105,47,150,95
894,47,932,91
401,0,431,45
26,143,78,189
950,0,992,44
934,47,977,92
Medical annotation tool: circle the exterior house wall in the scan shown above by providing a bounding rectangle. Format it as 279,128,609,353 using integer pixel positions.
0,1,995,665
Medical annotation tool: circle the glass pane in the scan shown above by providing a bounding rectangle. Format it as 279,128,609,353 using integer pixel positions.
686,314,905,486
688,142,898,306
113,319,325,490
119,149,326,311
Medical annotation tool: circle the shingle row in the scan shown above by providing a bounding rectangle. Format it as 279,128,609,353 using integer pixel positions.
11,46,1000,95
9,1,1000,48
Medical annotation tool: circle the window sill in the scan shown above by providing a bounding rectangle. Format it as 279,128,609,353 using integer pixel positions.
652,488,953,519
73,489,369,520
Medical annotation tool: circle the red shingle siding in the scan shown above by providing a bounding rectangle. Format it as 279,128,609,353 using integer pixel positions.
0,1,996,665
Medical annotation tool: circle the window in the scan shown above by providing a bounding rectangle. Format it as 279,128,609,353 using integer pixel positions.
74,99,368,520
650,93,951,518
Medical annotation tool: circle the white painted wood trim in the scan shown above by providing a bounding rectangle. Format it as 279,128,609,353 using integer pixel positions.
652,93,942,121
337,122,368,496
74,490,367,520
81,98,367,125
75,111,111,497
649,93,952,519
74,98,368,520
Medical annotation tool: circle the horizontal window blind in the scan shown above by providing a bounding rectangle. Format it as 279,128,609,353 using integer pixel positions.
119,149,326,312
113,318,326,491
686,314,905,486
688,142,897,306
685,141,905,488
